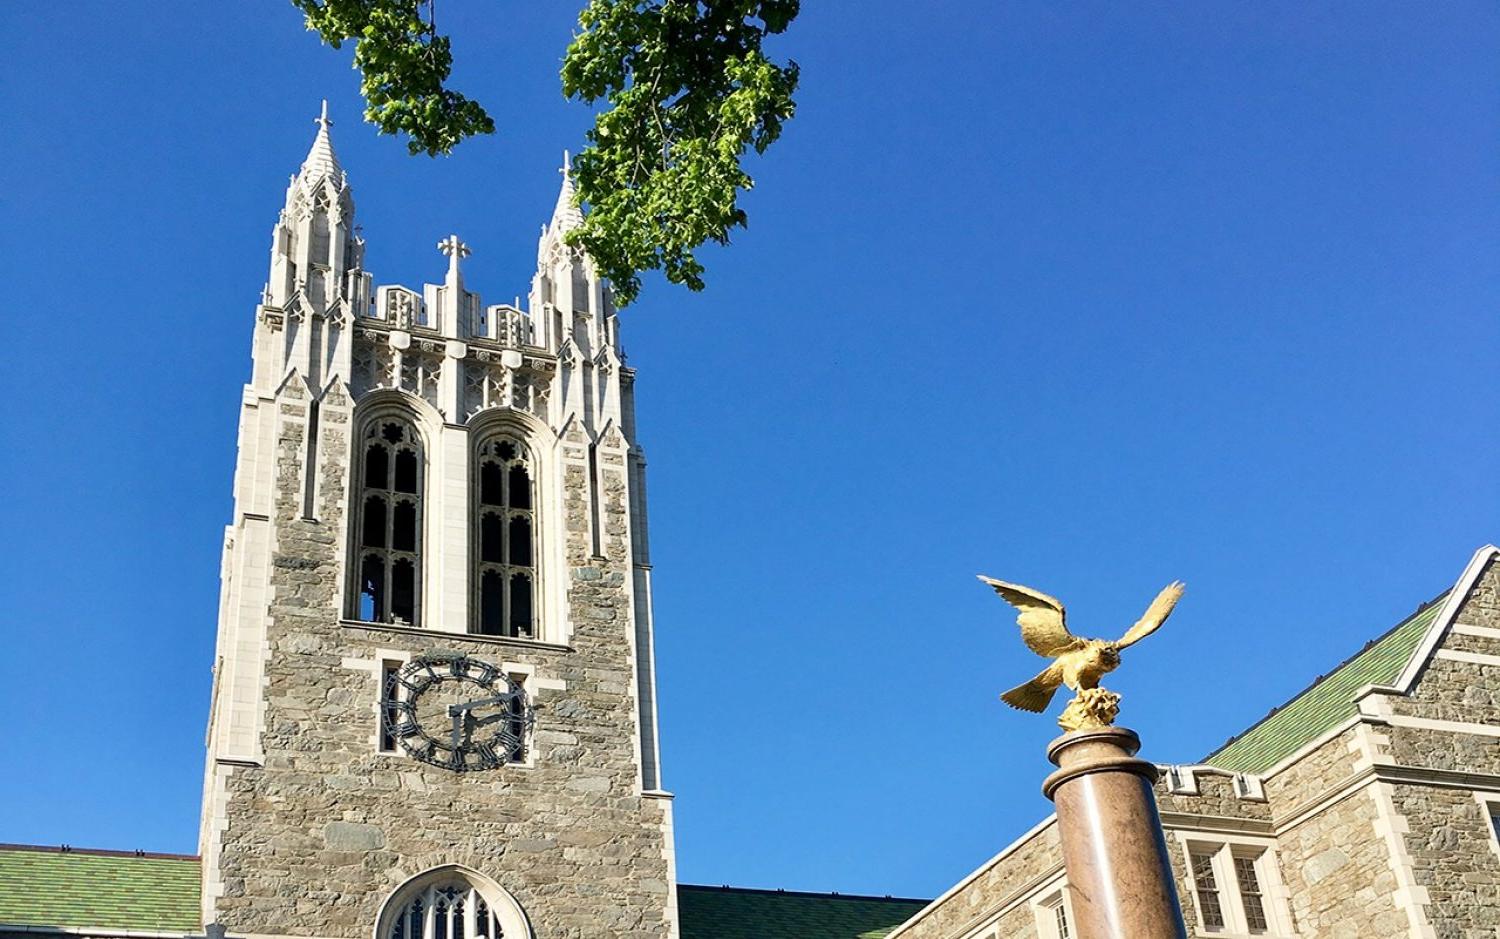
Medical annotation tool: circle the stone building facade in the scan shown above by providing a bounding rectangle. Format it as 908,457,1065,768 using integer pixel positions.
886,544,1500,939
1,109,1495,939
198,106,676,939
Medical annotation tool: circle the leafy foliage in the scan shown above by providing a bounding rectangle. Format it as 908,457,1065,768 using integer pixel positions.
292,0,495,156
292,0,799,305
562,1,799,304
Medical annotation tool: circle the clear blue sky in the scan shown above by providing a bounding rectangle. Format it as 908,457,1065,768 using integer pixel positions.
3,0,1497,901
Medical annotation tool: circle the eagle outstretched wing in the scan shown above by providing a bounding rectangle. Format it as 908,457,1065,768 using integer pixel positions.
1000,662,1066,712
977,576,1082,657
1116,581,1186,649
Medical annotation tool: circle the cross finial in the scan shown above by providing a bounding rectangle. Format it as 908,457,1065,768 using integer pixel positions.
438,234,471,281
315,99,332,131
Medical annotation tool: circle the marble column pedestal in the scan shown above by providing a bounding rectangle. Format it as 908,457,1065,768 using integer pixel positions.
1042,726,1187,939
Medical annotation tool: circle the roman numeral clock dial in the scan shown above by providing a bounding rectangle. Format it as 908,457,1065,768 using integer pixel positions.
384,654,534,772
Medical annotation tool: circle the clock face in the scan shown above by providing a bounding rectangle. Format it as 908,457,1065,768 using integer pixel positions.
384,654,533,772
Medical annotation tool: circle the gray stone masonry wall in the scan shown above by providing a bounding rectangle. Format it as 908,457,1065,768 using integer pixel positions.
1384,557,1500,938
1157,772,1272,821
1391,784,1499,939
1442,629,1500,656
208,389,671,938
1275,783,1404,936
890,821,1063,939
1390,657,1500,727
1388,558,1500,779
1255,729,1417,938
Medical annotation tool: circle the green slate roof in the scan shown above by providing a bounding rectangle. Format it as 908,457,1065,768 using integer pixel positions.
0,847,925,939
0,844,200,932
1205,593,1448,774
678,885,928,939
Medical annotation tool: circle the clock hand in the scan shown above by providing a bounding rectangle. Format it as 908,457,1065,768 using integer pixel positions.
450,710,462,753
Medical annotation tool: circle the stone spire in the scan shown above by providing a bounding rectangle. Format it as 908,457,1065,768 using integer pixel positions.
548,151,584,235
298,99,344,190
254,100,367,392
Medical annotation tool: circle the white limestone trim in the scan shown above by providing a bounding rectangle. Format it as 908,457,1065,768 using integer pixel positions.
1453,623,1500,640
1391,544,1497,692
644,791,681,939
1160,763,1267,801
1382,713,1500,737
373,864,532,939
1349,721,1388,773
1366,781,1435,938
1474,791,1500,862
1374,763,1500,793
1433,648,1500,667
1172,830,1295,938
200,763,236,924
883,815,1060,938
1159,812,1274,837
339,618,573,653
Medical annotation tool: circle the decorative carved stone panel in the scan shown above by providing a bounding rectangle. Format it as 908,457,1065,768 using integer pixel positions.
462,357,552,422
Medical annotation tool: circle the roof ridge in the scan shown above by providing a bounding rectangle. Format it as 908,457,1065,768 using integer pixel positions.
677,884,930,904
0,842,200,861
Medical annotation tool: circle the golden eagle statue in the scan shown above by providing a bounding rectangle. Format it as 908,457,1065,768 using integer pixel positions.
978,576,1185,731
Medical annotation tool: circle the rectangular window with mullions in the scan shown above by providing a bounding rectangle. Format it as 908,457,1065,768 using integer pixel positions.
1189,849,1225,931
1051,900,1071,939
1232,854,1268,932
1032,887,1073,939
1184,840,1283,936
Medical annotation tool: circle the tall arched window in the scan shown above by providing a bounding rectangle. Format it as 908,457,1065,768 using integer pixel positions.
379,868,531,939
353,416,423,626
473,436,536,638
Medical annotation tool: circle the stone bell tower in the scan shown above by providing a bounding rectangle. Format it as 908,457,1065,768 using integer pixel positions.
200,105,676,939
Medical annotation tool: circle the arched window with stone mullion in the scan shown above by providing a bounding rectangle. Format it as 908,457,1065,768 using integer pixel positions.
473,436,536,638
352,417,424,626
387,882,507,939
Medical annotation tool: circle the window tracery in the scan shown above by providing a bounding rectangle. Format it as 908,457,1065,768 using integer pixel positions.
387,882,507,939
352,417,424,626
473,435,536,638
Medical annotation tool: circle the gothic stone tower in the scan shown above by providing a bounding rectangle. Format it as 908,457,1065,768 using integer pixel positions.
200,106,676,939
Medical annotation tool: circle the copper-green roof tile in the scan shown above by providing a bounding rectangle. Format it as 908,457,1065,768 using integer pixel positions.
1205,594,1447,775
678,885,928,939
0,845,200,932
